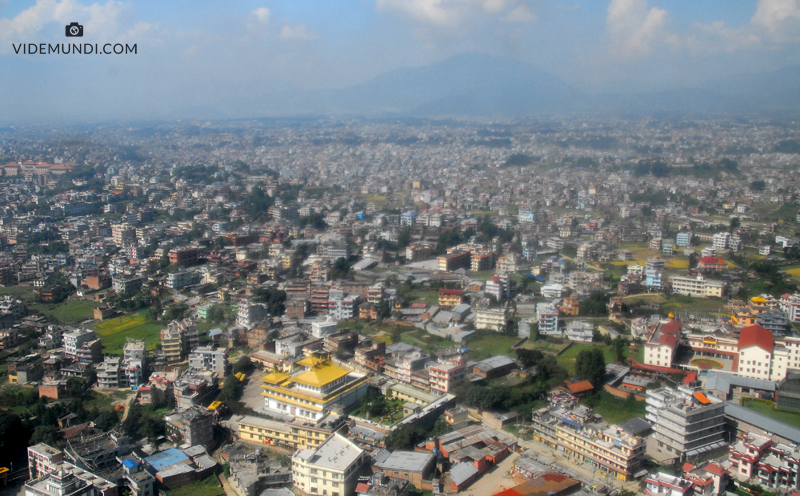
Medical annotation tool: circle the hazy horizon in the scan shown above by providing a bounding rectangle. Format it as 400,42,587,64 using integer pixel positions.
2,0,800,123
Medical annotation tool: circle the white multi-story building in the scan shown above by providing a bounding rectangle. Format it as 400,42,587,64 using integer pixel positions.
676,231,692,247
780,293,800,323
237,302,268,328
485,275,511,300
97,356,121,389
475,307,508,332
712,232,730,250
120,338,146,388
328,290,359,320
166,271,194,290
536,302,559,336
292,433,366,496
62,329,97,360
645,386,727,461
188,346,229,376
668,274,725,297
565,321,593,342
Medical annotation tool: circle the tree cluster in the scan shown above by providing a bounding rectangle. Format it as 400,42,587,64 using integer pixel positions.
575,347,606,388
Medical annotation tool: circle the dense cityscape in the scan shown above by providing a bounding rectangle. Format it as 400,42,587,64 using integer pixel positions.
0,117,797,496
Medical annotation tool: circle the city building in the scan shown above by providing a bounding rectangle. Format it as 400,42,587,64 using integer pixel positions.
536,302,559,336
164,407,214,447
565,321,593,342
475,307,509,332
291,432,366,496
645,386,727,461
188,346,229,376
530,403,646,481
668,275,725,297
63,329,97,360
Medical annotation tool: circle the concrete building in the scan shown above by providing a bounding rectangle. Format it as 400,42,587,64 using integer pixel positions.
63,329,97,360
485,275,511,300
645,386,727,461
530,404,646,481
373,452,435,488
328,291,359,320
121,338,147,388
291,433,366,496
97,356,122,389
188,346,229,376
237,302,268,328
236,415,340,451
536,302,559,336
112,275,145,294
164,407,214,447
668,274,725,298
166,271,195,290
565,321,593,342
475,307,508,332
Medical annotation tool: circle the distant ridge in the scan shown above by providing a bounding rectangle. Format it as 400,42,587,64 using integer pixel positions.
282,53,800,118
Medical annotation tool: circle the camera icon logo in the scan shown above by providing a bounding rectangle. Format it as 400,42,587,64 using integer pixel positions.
65,22,83,37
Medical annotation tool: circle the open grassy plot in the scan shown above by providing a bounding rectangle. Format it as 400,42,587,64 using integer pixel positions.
405,290,439,305
42,299,100,324
515,339,570,355
92,310,162,354
590,391,647,424
556,343,620,375
465,330,520,360
0,286,99,324
786,267,800,278
166,473,224,496
742,398,800,428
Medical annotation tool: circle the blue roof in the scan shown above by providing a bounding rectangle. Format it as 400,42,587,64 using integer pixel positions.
144,448,189,471
122,459,138,469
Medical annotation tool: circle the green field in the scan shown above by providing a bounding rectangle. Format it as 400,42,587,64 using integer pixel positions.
589,391,647,424
516,339,571,355
0,286,99,324
166,473,224,496
556,343,643,375
742,398,800,428
465,330,520,360
92,310,163,354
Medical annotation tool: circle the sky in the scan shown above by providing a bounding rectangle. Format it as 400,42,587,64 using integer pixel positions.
0,0,799,122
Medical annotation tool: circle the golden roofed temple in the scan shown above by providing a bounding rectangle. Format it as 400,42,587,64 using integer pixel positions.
260,353,369,421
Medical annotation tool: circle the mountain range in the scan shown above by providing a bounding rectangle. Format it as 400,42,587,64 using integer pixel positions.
274,53,800,118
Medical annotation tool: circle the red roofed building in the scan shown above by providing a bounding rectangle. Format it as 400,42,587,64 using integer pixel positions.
644,320,683,368
738,325,777,381
698,257,728,271
438,289,464,308
565,380,594,398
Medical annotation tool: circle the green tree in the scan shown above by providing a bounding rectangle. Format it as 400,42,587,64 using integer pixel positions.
575,348,606,388
234,356,253,375
221,374,239,403
612,336,627,363
729,217,741,233
385,424,426,451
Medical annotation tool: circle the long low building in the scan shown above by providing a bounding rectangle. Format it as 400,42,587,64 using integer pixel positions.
236,415,344,451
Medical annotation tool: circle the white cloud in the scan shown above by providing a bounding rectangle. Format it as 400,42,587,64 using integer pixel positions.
252,7,271,23
280,24,317,41
752,0,800,39
0,0,138,52
504,5,536,22
376,0,537,27
606,0,668,58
